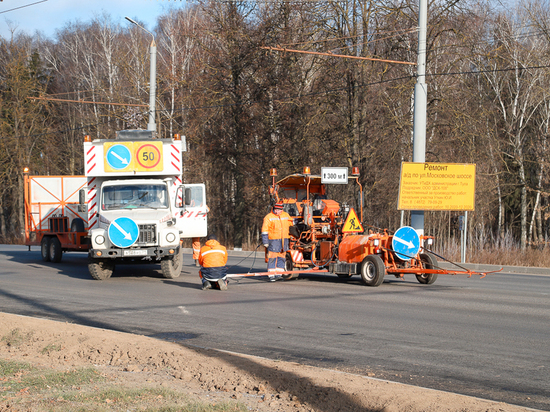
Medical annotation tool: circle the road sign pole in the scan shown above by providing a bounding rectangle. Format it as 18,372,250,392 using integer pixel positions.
462,211,468,263
411,0,428,236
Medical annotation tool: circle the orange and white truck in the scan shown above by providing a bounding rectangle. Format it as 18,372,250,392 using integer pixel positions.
24,129,207,280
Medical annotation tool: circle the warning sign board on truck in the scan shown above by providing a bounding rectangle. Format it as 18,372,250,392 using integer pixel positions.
397,162,476,211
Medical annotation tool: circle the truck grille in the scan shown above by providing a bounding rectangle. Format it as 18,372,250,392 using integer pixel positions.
138,224,156,244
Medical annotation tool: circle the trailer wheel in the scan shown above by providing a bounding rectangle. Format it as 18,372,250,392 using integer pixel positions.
49,237,63,263
416,253,438,285
160,248,183,279
88,258,114,280
71,218,85,232
360,255,385,286
41,237,51,262
282,253,297,280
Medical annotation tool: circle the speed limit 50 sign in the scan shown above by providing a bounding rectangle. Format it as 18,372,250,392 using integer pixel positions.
135,142,163,172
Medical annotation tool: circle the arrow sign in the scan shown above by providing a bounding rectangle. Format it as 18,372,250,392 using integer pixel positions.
110,150,129,165
105,144,132,171
108,217,139,248
392,226,420,261
393,235,415,249
111,220,133,240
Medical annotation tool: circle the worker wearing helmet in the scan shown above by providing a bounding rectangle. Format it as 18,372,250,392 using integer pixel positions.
198,234,228,290
261,202,293,281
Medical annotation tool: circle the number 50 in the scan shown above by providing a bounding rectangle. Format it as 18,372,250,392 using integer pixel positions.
142,151,155,161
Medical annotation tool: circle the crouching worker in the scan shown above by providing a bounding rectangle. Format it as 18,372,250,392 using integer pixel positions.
198,234,228,290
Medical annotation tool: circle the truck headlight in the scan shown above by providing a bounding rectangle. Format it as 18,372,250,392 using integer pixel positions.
166,232,176,243
95,235,105,245
373,238,380,246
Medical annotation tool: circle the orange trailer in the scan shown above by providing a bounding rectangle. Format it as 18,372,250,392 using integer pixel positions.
23,172,90,262
260,167,497,286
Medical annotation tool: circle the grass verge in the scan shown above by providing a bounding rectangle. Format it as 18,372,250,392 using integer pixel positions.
0,359,247,411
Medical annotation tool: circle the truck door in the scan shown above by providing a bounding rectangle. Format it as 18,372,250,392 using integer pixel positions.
176,184,207,238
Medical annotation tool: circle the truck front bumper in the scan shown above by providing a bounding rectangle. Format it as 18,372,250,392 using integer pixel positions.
89,245,180,260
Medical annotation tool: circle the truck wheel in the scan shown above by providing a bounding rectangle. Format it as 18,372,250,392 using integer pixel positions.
161,249,183,279
49,237,63,263
88,258,114,280
41,237,51,262
360,255,385,286
282,253,297,280
416,253,438,285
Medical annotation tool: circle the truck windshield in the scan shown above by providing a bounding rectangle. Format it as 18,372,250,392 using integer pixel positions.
102,184,169,210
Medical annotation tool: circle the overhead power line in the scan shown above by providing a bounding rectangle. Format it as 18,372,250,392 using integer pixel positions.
0,0,48,15
260,46,416,65
18,61,550,142
29,96,148,107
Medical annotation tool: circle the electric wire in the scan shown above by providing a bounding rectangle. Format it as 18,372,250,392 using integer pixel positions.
16,61,550,141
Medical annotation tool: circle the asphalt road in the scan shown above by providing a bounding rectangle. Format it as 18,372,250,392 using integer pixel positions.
0,245,549,410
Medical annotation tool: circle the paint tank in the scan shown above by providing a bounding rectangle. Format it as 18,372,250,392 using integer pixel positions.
338,235,375,264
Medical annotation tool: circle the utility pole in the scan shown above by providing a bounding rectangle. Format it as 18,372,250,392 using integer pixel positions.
411,0,428,235
125,17,157,133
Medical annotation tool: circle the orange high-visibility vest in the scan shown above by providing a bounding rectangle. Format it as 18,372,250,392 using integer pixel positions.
262,211,292,240
198,240,228,268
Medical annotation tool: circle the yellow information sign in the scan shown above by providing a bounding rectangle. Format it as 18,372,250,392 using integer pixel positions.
103,141,164,173
342,208,364,233
398,162,476,211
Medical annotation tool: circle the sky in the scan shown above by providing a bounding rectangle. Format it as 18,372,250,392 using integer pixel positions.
0,0,183,39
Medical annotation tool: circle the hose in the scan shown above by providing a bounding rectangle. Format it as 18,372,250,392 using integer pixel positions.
226,243,264,283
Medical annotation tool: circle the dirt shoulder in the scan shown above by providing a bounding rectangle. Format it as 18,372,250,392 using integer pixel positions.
0,312,535,412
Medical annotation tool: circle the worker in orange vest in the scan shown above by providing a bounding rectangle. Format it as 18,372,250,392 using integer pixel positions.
198,233,228,290
261,202,293,281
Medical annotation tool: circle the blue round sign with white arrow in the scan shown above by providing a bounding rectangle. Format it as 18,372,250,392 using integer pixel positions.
108,217,139,248
392,226,420,261
106,144,132,171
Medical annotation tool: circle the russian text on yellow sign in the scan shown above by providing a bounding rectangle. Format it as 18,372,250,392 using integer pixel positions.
398,162,476,211
342,208,364,233
103,141,164,173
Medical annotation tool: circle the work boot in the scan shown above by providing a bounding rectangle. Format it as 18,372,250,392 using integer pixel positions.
219,279,228,291
268,275,282,282
201,280,212,290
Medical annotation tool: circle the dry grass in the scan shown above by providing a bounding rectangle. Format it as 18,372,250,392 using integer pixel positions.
435,233,550,267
